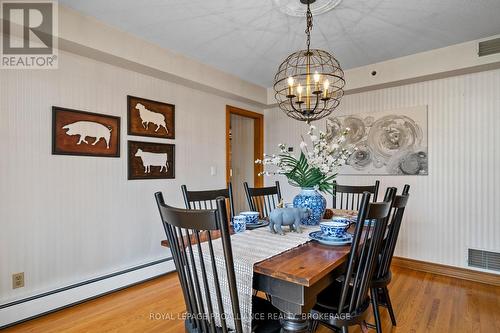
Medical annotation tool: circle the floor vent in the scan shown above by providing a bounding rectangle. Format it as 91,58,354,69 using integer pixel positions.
468,248,500,272
478,37,500,57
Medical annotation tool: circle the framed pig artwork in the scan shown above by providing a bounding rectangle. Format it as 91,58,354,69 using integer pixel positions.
52,107,120,157
128,141,175,180
127,96,175,139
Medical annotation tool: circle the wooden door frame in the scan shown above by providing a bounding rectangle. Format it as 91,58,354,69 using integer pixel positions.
226,105,264,188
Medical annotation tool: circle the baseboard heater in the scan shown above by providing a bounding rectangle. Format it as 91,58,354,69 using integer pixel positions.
0,257,175,329
468,248,500,272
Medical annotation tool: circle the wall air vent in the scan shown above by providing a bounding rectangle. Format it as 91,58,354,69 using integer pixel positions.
478,38,500,57
468,248,500,272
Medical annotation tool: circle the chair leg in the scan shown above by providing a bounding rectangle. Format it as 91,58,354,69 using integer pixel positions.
383,287,397,326
341,326,349,333
309,320,319,332
371,288,382,333
359,321,369,333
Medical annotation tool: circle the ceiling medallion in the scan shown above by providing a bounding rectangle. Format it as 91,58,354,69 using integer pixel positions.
273,0,342,17
273,0,345,122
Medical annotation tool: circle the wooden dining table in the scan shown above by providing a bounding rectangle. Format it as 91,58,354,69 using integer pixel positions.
161,209,357,333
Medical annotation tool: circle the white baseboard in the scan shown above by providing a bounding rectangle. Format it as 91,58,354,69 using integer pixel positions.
0,259,176,328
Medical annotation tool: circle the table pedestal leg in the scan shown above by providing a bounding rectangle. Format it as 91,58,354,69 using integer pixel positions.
280,313,309,332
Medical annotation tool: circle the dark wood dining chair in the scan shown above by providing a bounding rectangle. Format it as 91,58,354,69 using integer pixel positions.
310,187,397,333
369,184,410,333
332,180,380,210
154,192,281,333
243,181,282,219
181,183,235,220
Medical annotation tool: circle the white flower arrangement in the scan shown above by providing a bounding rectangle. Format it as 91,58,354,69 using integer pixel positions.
256,124,356,193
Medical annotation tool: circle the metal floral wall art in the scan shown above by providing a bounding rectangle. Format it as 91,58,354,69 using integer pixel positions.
327,106,428,175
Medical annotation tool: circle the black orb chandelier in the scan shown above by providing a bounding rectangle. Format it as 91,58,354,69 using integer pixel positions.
273,0,345,122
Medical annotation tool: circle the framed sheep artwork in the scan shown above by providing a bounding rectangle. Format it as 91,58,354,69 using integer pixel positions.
52,107,121,157
127,95,175,139
128,140,175,180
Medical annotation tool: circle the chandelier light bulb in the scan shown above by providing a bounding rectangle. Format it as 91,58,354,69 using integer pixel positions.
297,84,303,101
323,79,330,98
313,71,320,83
287,76,294,96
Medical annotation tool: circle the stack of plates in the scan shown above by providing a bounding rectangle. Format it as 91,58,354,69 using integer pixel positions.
309,231,353,246
246,220,269,230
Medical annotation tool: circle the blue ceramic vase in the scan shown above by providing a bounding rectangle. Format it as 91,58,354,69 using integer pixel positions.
293,188,327,226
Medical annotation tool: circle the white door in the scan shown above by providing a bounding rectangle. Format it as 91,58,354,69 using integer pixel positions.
230,114,254,214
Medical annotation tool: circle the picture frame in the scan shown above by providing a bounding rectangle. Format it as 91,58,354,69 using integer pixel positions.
128,140,175,180
127,95,175,139
52,106,121,157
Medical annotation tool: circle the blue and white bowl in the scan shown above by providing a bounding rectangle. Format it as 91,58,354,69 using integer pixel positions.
232,215,247,233
240,211,260,224
331,216,350,224
320,220,349,239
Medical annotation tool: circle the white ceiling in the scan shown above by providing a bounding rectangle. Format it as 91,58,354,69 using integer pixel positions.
60,0,500,87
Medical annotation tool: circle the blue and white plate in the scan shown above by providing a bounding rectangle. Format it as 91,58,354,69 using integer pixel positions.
246,219,262,225
309,231,353,246
246,220,269,230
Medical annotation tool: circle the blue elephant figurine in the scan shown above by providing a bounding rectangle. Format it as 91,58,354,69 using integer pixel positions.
269,207,310,235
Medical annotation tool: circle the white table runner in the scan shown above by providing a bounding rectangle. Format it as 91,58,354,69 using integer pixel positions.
191,225,320,332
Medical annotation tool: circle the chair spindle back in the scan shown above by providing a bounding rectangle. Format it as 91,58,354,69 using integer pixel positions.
243,181,282,218
155,192,242,333
375,184,410,280
181,183,235,220
333,180,380,210
336,187,397,315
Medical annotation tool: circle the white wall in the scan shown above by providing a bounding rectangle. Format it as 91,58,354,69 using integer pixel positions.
0,50,262,305
264,69,500,272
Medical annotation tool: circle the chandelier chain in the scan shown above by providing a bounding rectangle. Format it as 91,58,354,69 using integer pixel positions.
272,0,345,122
305,2,313,52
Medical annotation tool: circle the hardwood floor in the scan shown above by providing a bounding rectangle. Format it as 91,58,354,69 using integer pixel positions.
4,266,500,333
